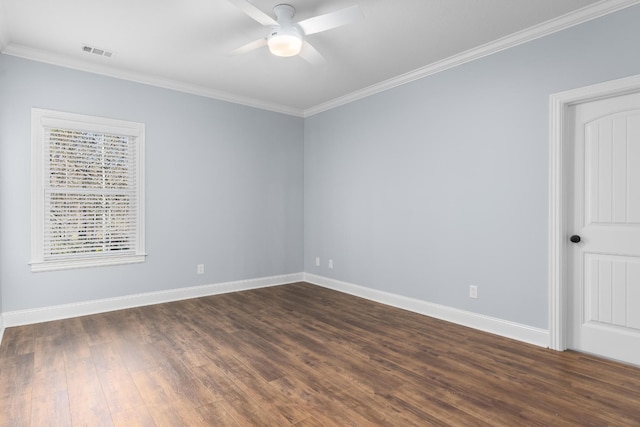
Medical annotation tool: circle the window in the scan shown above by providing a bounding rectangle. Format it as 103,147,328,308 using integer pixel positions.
31,108,145,271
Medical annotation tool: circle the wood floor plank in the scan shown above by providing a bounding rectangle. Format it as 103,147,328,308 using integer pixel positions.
0,352,34,397
0,391,32,427
191,401,242,426
203,348,309,425
0,352,34,427
64,357,114,427
110,405,156,427
80,313,119,346
268,371,383,427
30,336,72,427
30,391,72,427
193,361,285,426
112,338,167,374
195,368,285,426
150,340,219,409
130,367,210,426
0,326,35,359
2,282,640,426
90,342,148,418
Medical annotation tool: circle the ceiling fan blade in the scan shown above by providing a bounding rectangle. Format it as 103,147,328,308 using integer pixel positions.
299,41,326,66
228,0,278,26
230,38,267,55
297,5,363,36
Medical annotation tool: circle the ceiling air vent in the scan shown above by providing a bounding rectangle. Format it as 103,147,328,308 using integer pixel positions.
82,45,113,58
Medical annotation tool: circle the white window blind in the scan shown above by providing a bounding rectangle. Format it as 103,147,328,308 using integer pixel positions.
31,109,145,271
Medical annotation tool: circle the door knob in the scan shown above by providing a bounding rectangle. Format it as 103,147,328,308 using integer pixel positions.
570,235,581,243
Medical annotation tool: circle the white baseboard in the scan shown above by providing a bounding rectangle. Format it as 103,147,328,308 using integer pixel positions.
1,272,549,349
2,273,304,329
304,273,549,348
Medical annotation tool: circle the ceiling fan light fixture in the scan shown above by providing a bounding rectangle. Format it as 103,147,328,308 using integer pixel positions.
267,28,302,57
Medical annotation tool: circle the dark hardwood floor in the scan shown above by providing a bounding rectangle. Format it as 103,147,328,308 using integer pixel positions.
1,282,639,426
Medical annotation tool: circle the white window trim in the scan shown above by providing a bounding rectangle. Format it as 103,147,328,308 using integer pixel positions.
30,108,146,272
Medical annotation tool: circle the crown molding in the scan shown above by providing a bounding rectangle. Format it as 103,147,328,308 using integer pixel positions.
303,0,640,117
0,44,305,117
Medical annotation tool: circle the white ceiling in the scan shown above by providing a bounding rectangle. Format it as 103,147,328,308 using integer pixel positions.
0,0,636,116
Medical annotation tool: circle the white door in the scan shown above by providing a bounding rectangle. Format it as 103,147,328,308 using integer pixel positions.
568,91,640,366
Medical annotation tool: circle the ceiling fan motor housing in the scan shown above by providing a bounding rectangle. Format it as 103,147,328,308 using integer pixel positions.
268,5,301,57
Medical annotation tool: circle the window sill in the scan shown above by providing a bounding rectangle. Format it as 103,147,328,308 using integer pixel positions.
30,254,147,272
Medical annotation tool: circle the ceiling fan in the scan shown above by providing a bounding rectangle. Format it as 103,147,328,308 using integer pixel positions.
228,0,363,65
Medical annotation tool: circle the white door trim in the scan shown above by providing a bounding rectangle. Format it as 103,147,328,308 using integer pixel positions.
549,74,640,351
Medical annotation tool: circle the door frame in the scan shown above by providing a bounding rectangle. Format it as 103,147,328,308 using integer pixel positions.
549,74,640,351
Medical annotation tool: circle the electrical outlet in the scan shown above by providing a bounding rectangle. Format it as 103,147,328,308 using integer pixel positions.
197,264,205,275
328,259,334,269
315,257,320,267
469,285,478,299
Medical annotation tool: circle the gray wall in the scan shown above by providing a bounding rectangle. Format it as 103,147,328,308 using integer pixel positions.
0,54,304,312
304,5,640,329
